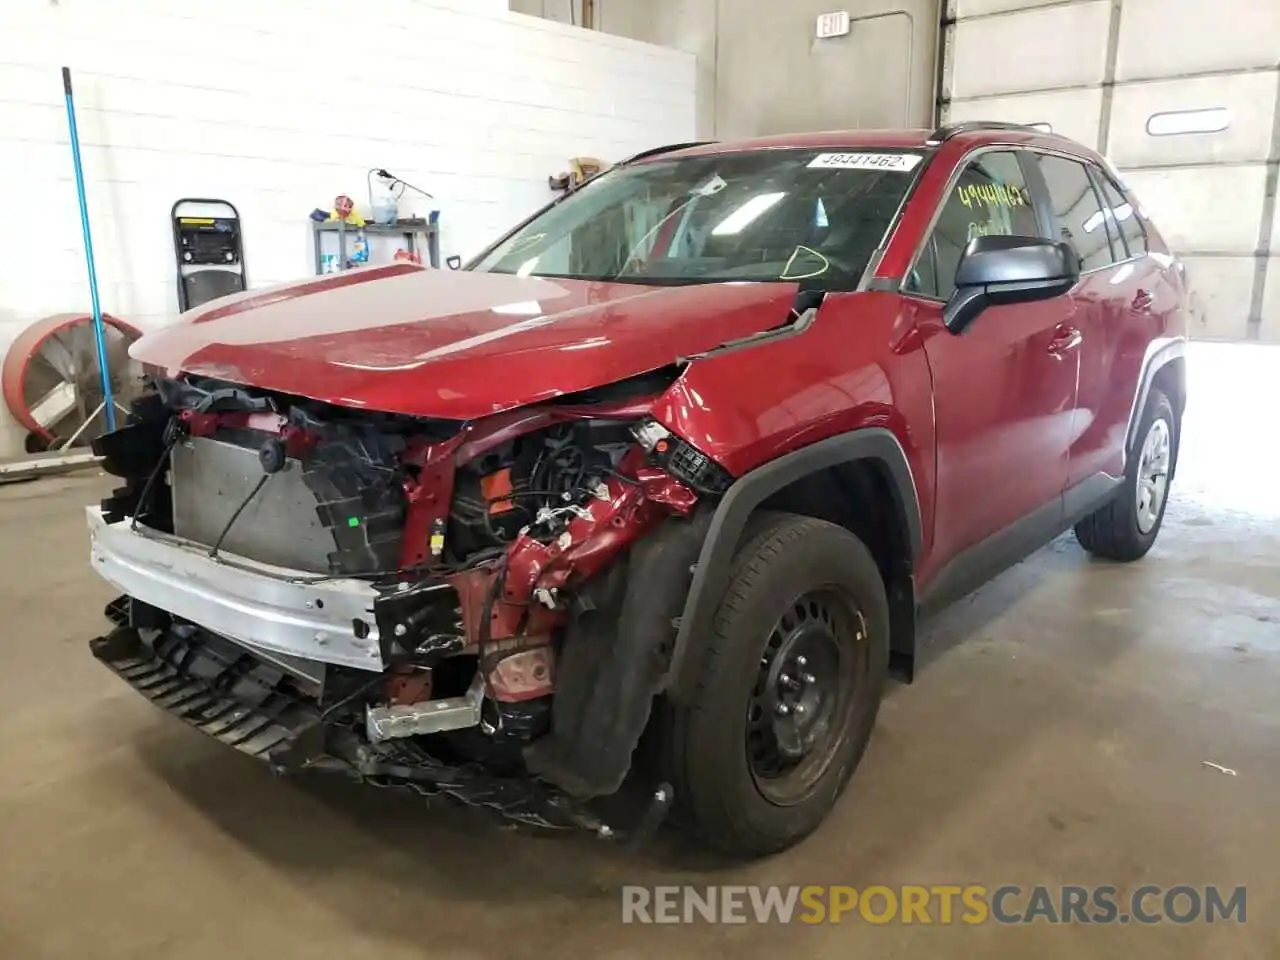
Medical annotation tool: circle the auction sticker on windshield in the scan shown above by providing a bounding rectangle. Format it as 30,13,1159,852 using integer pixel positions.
808,152,923,172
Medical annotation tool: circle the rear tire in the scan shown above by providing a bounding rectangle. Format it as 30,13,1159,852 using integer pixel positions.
663,514,889,856
1074,388,1176,561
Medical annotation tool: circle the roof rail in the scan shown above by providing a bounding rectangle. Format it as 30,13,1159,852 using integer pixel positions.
926,121,1048,145
621,140,717,164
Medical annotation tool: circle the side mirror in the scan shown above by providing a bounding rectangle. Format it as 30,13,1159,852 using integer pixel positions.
943,236,1079,333
446,255,462,270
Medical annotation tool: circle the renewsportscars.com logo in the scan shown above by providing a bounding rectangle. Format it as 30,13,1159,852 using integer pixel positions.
621,885,1247,926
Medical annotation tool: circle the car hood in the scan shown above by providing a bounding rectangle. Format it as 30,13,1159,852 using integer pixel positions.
132,263,800,420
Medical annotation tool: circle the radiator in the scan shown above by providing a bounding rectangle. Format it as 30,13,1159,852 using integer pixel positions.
170,437,336,573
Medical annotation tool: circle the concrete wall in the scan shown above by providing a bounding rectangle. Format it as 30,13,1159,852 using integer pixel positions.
537,0,940,139
0,0,695,456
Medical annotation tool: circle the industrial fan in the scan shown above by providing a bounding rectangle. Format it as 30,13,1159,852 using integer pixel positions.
2,313,143,452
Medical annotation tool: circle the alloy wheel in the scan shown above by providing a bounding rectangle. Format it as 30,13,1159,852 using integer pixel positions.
1136,417,1172,534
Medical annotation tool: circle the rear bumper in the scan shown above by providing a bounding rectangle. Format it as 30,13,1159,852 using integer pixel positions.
87,507,384,672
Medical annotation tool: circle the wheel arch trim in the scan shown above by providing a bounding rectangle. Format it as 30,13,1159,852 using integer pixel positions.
1125,337,1186,454
665,427,922,701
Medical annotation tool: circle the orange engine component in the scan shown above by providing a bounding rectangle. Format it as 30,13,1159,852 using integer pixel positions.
480,466,516,515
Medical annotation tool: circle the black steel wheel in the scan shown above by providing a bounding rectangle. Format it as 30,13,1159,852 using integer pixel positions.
663,513,889,856
747,589,867,805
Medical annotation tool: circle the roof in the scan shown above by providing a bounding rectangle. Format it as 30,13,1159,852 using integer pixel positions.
633,124,1096,164
634,129,936,162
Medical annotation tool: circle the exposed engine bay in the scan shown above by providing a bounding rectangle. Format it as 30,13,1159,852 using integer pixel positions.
89,372,728,832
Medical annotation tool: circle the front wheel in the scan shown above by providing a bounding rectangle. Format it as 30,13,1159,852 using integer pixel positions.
1075,388,1176,561
662,514,889,856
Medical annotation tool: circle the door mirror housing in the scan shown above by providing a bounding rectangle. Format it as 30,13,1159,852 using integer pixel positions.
943,236,1079,333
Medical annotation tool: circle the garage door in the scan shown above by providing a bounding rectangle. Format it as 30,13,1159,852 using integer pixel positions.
940,0,1280,341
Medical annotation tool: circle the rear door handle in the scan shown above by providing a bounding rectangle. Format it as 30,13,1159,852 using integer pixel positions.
1132,289,1154,311
1047,325,1083,356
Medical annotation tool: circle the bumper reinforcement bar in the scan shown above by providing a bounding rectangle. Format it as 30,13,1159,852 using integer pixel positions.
88,506,384,672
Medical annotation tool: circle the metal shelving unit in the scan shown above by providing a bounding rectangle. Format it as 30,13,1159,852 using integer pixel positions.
312,217,441,273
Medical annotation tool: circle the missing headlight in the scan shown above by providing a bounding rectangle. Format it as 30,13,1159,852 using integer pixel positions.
630,419,732,495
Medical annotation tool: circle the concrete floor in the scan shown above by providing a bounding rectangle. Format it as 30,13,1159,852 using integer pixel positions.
1,343,1276,959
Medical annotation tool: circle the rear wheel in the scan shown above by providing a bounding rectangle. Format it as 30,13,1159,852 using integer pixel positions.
1075,388,1176,561
663,514,889,856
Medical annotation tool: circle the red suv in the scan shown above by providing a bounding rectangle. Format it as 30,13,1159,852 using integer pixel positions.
88,122,1187,855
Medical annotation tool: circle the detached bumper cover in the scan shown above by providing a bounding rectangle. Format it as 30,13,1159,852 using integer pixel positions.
90,622,617,832
87,507,384,672
90,625,325,766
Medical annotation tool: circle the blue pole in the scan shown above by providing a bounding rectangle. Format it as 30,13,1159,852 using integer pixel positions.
61,66,117,432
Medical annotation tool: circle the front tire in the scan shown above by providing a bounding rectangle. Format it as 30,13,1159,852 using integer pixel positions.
1075,388,1176,561
664,514,889,856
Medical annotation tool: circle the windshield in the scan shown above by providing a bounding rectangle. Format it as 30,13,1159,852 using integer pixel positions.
471,149,923,287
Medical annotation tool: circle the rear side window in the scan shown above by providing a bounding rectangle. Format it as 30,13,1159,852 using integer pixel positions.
1096,173,1147,258
905,151,1038,300
1033,154,1115,272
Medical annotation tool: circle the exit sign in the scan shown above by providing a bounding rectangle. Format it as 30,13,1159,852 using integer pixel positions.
816,11,851,38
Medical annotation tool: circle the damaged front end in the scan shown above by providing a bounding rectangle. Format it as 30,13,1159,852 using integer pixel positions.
88,371,726,835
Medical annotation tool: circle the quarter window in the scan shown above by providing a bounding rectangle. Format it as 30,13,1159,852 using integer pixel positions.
905,152,1038,300
1033,154,1115,271
1096,173,1147,257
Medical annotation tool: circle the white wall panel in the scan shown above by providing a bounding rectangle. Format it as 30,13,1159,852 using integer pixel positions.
946,0,1279,340
0,0,695,456
1262,260,1280,342
1115,0,1280,81
1180,258,1258,340
947,88,1104,149
1107,73,1278,168
955,0,1071,18
1122,166,1267,255
949,1,1110,99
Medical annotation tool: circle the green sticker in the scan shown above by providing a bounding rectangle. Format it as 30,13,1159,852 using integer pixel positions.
347,517,360,528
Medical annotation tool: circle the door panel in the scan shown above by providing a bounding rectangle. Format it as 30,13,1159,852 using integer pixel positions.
905,149,1081,581
1058,165,1177,484
1028,151,1121,486
916,301,1081,582
1070,255,1177,481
